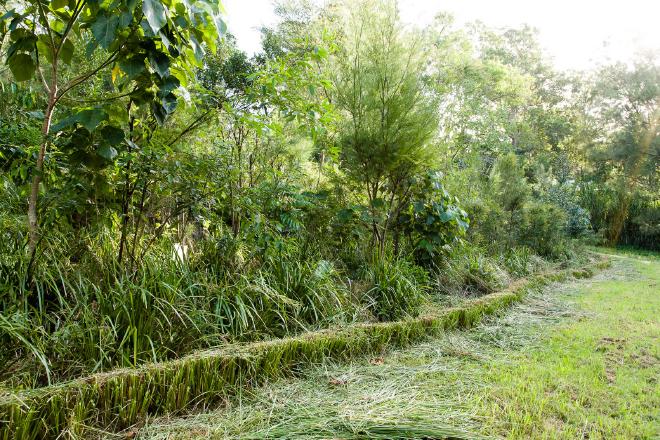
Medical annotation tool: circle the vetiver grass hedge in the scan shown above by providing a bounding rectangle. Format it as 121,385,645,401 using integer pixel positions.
0,258,610,439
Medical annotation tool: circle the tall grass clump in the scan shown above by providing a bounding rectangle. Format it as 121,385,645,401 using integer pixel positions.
0,227,361,388
363,258,429,321
0,236,222,387
498,246,542,278
433,246,508,297
211,257,351,338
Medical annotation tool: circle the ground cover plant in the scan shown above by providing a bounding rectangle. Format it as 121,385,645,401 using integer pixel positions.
0,0,658,437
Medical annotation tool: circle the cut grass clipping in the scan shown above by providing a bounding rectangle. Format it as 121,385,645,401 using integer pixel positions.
0,259,609,439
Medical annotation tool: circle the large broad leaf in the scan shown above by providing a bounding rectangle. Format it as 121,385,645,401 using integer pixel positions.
7,33,37,58
50,0,68,10
97,144,118,161
52,108,108,132
100,125,124,145
149,50,169,77
189,34,204,61
143,0,167,34
119,56,146,79
60,38,74,64
91,14,119,49
36,35,54,63
7,53,36,82
439,210,455,223
157,75,180,97
77,109,108,131
118,10,133,28
161,92,177,114
151,101,167,125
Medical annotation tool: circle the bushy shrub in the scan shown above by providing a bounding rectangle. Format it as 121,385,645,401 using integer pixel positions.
463,197,507,252
622,194,660,251
564,203,592,237
520,202,568,259
545,185,591,237
363,258,428,321
398,170,469,265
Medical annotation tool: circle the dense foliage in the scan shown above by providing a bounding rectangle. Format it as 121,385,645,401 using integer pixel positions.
0,0,657,388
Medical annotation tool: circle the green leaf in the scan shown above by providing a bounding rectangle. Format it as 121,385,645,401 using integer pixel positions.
27,111,44,120
7,33,37,58
77,109,108,131
60,39,74,64
50,0,68,10
97,144,118,160
52,108,108,132
119,56,146,79
189,34,204,61
91,14,119,49
161,92,177,114
149,50,169,77
215,15,227,36
151,102,167,125
100,125,124,145
7,53,36,82
36,35,55,63
118,10,133,28
1,10,17,22
439,210,455,223
142,0,167,34
157,75,180,97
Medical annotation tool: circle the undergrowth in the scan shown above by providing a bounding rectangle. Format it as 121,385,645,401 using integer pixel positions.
0,258,608,439
137,256,633,440
1,229,581,391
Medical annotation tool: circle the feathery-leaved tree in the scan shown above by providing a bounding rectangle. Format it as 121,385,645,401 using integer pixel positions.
333,0,438,257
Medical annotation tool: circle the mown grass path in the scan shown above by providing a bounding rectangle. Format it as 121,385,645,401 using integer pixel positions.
137,250,659,439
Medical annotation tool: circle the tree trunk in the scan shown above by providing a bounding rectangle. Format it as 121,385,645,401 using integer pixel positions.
28,87,57,256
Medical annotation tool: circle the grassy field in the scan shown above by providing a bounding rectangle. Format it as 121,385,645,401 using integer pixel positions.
135,250,659,439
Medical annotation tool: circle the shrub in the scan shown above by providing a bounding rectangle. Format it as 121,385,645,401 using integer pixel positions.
363,258,428,321
545,184,591,237
564,203,592,237
463,197,507,252
520,202,568,259
398,170,469,265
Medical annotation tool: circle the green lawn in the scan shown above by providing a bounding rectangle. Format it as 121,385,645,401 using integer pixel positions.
136,250,659,439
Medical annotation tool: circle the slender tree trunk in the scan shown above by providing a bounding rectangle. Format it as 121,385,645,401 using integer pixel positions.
28,83,58,256
128,178,149,268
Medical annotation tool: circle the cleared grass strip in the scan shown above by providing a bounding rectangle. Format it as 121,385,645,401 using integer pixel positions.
0,259,609,440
